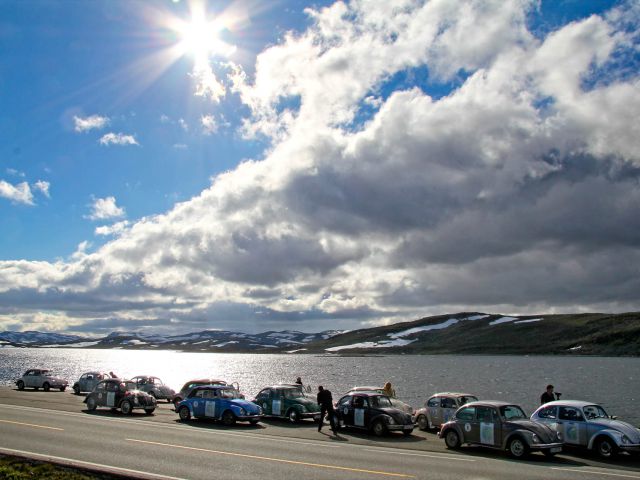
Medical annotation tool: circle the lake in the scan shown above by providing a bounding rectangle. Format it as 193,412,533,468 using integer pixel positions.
1,348,638,426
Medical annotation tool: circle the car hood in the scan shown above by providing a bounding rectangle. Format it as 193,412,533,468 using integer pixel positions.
508,419,557,442
377,407,413,424
231,399,261,412
591,418,640,441
158,386,175,395
295,398,320,411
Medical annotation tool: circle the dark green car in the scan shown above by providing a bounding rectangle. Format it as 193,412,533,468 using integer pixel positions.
253,384,321,423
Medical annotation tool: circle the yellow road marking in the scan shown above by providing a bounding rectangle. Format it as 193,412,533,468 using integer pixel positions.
126,438,415,478
0,419,63,431
552,467,640,479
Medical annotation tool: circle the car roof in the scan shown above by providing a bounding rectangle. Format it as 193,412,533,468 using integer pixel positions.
349,386,382,391
464,400,518,408
430,392,477,397
184,378,227,384
350,392,388,398
83,371,108,375
193,385,234,390
267,384,301,389
536,400,597,408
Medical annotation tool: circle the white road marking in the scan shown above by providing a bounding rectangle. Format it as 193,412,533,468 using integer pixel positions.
0,419,63,431
363,448,476,462
551,467,640,479
0,446,187,480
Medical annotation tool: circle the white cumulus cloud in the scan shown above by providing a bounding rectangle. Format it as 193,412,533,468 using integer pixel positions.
74,115,109,132
33,180,50,198
0,180,34,205
86,196,126,221
99,132,139,146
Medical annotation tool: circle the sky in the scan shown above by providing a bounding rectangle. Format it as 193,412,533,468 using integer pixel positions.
1,0,639,336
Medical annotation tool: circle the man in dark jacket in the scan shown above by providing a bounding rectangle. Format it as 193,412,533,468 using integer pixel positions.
317,385,337,434
540,384,556,404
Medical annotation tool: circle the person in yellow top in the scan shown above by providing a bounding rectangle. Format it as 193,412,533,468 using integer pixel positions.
382,382,396,398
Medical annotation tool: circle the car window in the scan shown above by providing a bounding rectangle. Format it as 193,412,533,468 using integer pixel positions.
476,406,496,422
338,396,351,406
458,396,477,406
456,406,476,421
559,406,585,422
106,382,119,392
153,378,163,385
370,396,392,408
537,406,557,419
219,389,241,399
352,397,369,408
283,389,304,399
427,397,439,408
583,405,608,420
500,405,527,420
202,390,214,399
192,389,205,398
95,382,106,391
441,397,456,409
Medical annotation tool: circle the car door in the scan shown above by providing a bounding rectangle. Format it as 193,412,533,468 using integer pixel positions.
441,396,458,425
85,374,96,392
23,370,36,388
272,389,284,416
94,381,107,406
190,389,207,418
255,389,272,415
476,406,500,447
105,381,119,408
558,406,588,446
427,396,441,425
203,389,218,418
455,406,478,443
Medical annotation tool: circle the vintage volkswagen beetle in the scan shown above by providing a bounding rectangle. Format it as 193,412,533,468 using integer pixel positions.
414,392,478,430
130,375,175,402
531,400,640,458
84,378,156,415
334,392,414,436
439,401,562,458
348,386,414,415
72,372,112,395
177,385,261,426
253,384,321,423
16,369,68,392
172,378,229,408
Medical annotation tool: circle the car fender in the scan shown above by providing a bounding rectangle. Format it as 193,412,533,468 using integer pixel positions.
370,413,393,426
587,429,624,449
502,429,534,449
439,422,464,440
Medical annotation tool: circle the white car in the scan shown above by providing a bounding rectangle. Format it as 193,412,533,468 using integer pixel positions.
16,369,68,392
414,392,478,430
531,400,640,458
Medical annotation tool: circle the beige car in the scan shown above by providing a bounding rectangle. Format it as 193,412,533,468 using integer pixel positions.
414,392,478,430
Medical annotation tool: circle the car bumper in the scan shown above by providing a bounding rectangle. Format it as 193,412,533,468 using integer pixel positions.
620,444,640,453
301,412,321,420
237,415,262,422
387,424,414,431
530,442,563,452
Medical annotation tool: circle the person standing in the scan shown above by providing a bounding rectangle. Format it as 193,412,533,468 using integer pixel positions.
317,385,337,434
540,384,556,404
295,377,303,386
382,382,396,398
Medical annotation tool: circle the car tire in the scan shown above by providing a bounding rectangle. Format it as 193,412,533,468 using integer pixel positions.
173,398,182,410
403,429,413,436
372,420,387,437
43,382,50,392
507,437,529,459
17,380,24,391
444,429,461,449
121,400,133,415
86,397,97,411
178,406,191,421
249,419,259,425
543,450,557,458
417,415,429,431
222,410,236,426
73,385,80,395
60,386,66,392
287,409,300,423
144,408,155,415
595,436,618,459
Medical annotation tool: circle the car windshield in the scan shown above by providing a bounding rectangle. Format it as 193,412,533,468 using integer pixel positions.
458,395,478,405
218,389,241,399
123,382,137,391
583,405,609,420
500,405,527,420
283,389,305,399
370,396,393,408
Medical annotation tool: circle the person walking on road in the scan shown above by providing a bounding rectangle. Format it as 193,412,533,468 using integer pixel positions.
317,385,337,434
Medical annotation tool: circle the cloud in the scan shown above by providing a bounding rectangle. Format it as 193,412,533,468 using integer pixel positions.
99,132,139,146
201,115,218,135
1,0,640,334
74,115,109,132
0,180,34,205
33,180,50,198
173,144,188,150
191,64,226,102
95,220,130,236
86,196,126,221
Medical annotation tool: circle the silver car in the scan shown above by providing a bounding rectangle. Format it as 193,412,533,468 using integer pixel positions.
347,386,413,414
72,372,112,395
16,369,68,392
130,375,176,402
531,400,640,458
414,392,478,430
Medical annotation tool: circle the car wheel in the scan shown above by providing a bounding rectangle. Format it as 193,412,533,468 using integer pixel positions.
249,419,259,425
121,400,133,415
287,409,300,423
43,382,50,392
167,398,172,404
222,410,236,426
595,436,618,459
148,391,156,399
508,437,529,459
178,406,191,421
543,450,557,458
444,430,461,449
403,429,414,437
73,385,80,395
17,380,24,391
144,408,155,415
417,415,429,431
60,386,66,392
372,420,387,437
86,397,97,411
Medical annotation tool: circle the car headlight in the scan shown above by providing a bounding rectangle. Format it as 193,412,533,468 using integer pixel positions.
239,408,246,416
531,433,540,444
385,416,395,425
621,435,631,445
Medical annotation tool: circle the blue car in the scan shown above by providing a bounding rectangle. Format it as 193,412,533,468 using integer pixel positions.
176,385,262,426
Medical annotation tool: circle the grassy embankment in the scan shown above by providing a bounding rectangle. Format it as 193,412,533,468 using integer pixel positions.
0,454,124,480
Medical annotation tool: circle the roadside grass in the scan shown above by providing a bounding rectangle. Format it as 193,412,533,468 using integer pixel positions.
0,454,122,479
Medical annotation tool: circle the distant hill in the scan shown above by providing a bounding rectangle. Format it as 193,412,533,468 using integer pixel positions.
1,312,639,355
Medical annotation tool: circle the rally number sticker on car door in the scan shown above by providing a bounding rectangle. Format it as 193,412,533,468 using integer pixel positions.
354,408,365,427
272,399,281,416
205,400,216,418
480,422,494,445
106,392,116,407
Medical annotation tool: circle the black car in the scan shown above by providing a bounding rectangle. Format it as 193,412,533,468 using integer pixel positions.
334,392,414,436
439,401,562,458
84,378,157,415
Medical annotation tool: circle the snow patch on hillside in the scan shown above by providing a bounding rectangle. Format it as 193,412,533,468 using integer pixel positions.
389,314,490,338
514,318,543,324
489,316,519,326
326,338,415,352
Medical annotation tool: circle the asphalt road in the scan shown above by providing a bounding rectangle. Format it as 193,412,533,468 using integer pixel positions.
0,387,639,480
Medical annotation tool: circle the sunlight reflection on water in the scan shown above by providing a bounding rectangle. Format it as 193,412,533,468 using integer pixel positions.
0,349,638,425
